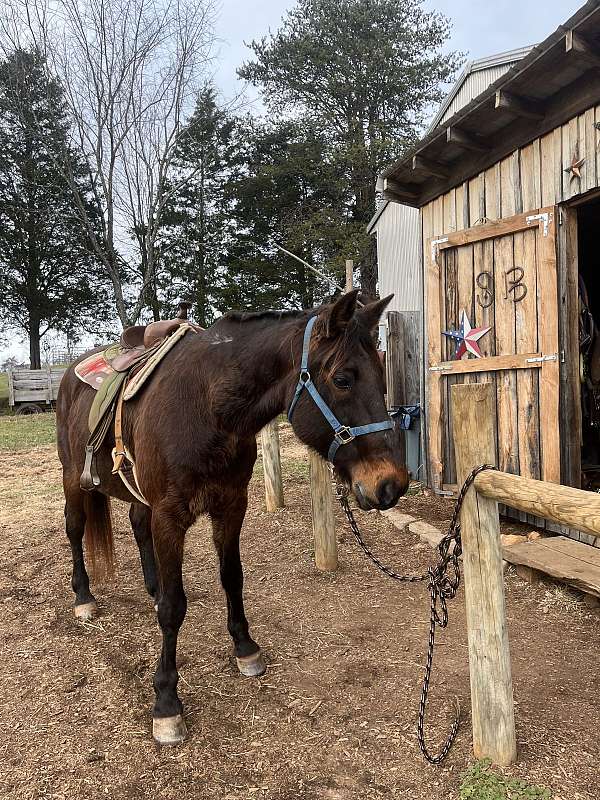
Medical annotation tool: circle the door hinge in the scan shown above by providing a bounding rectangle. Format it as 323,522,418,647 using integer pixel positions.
429,364,453,372
526,353,559,364
431,236,448,261
526,212,553,237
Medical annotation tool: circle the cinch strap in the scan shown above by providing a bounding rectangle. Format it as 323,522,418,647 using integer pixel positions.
287,314,394,462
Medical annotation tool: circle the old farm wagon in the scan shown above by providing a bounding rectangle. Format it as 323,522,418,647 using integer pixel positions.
377,0,600,548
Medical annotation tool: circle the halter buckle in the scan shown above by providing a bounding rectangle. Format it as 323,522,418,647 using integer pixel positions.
300,369,311,384
334,426,355,446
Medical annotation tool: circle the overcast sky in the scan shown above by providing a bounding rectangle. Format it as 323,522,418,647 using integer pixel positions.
2,0,587,363
213,0,585,106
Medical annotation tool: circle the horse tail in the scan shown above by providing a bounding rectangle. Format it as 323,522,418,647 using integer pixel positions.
83,491,115,579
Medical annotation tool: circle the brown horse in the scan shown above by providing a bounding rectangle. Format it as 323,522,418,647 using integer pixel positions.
56,290,408,744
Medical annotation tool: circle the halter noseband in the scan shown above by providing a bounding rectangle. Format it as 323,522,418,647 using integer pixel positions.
287,314,394,462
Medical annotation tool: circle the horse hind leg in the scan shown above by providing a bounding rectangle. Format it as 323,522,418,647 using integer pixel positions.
129,503,158,606
64,488,97,621
211,495,266,678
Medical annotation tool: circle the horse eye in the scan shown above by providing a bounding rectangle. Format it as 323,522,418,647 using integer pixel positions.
333,373,353,390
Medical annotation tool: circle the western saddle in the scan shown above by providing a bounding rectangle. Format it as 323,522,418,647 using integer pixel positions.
120,303,203,350
79,302,203,500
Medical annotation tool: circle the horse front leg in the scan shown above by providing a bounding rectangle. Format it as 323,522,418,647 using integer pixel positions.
129,503,158,604
211,492,266,678
151,507,188,745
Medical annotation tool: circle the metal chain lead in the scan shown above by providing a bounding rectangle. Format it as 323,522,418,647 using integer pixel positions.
336,463,497,765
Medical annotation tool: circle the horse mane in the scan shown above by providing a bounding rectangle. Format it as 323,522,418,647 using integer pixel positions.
215,303,378,382
220,308,308,323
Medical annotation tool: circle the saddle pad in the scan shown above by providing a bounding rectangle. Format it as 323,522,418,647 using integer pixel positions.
123,323,192,400
75,351,116,390
88,370,127,433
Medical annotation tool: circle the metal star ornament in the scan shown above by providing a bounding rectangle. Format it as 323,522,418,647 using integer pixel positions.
564,151,585,181
443,310,491,359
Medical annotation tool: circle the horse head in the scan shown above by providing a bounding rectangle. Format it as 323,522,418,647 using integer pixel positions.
288,290,409,511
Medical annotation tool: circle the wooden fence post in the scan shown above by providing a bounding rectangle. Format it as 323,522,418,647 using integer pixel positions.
451,382,517,766
261,419,284,511
345,259,354,292
309,450,337,570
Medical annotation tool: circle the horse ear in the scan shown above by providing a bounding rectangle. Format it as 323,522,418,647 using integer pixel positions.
358,294,394,331
318,289,360,337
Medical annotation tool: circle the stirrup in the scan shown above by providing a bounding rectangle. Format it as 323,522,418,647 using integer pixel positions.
80,445,101,491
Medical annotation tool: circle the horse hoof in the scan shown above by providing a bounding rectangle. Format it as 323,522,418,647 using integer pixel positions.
74,601,98,622
236,651,267,677
152,714,187,745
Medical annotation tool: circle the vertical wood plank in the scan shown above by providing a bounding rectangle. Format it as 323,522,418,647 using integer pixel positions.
500,156,516,219
537,210,560,484
540,132,556,207
309,451,337,571
261,420,284,511
553,126,563,205
386,311,405,408
558,206,582,490
452,383,517,767
582,109,596,194
484,163,501,221
442,196,455,485
514,229,540,481
520,143,536,213
424,201,443,490
493,233,519,475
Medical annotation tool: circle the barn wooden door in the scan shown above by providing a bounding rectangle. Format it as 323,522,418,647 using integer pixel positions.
426,208,559,491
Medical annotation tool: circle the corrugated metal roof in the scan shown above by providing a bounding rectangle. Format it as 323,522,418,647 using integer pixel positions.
428,46,534,130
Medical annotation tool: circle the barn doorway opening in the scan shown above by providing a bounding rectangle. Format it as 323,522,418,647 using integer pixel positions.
577,196,600,486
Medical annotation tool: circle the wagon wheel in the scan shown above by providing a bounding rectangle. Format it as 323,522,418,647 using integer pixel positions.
15,403,44,415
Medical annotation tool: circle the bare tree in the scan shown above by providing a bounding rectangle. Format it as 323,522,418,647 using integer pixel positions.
2,0,217,325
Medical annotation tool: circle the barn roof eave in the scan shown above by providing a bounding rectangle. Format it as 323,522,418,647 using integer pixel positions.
380,0,600,209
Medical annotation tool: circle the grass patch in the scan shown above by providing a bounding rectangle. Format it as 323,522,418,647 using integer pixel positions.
0,412,57,451
0,372,8,410
459,761,551,800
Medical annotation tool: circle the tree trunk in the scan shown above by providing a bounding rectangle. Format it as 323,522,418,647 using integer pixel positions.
29,314,41,369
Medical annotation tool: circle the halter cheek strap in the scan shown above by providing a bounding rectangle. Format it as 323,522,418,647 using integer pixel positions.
287,314,394,462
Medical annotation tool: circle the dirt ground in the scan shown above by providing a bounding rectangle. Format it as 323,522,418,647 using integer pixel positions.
0,428,599,800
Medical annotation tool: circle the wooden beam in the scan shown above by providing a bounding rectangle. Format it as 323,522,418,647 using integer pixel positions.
494,90,545,121
565,29,600,68
412,154,449,179
382,177,419,206
452,383,517,766
475,470,600,539
446,126,487,153
429,352,545,376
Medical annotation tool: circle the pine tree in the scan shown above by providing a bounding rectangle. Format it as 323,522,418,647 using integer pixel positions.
224,118,351,310
158,86,242,327
239,0,461,295
0,49,108,367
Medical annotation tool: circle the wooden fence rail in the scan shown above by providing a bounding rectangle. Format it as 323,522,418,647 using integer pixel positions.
451,382,600,767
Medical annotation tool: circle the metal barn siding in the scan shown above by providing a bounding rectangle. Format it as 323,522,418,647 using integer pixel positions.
428,46,533,130
437,65,518,126
371,202,421,313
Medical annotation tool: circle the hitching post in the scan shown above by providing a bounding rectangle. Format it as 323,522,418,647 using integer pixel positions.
261,419,284,511
451,382,517,766
309,449,338,570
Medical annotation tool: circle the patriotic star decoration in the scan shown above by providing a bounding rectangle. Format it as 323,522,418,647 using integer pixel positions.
564,151,585,181
443,310,491,359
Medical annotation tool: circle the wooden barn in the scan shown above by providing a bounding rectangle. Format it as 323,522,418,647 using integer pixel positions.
377,1,600,544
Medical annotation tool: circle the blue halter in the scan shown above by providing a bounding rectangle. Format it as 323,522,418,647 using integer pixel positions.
287,315,394,462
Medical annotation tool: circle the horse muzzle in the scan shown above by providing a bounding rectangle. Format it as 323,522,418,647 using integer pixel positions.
351,462,409,511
